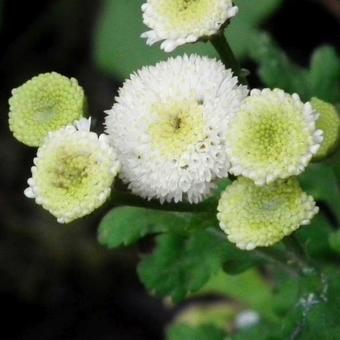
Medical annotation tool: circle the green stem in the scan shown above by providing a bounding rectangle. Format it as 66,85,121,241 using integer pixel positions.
210,32,248,85
254,248,298,277
212,230,298,276
283,236,314,275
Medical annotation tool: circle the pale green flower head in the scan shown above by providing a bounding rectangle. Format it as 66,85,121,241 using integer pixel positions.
9,72,87,147
24,118,120,223
141,0,238,52
225,89,324,186
311,97,340,161
217,177,318,250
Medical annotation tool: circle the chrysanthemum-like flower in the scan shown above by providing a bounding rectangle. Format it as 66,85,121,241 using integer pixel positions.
225,89,323,186
141,0,238,52
217,177,318,250
105,55,248,203
24,118,119,223
311,97,339,161
9,72,86,147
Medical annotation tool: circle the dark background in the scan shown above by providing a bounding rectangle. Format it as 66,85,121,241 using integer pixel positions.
0,0,339,339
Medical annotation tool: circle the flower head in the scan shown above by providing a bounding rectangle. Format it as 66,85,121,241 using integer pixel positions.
9,72,86,147
141,0,238,52
24,118,119,223
225,89,323,185
105,55,248,203
217,177,318,250
311,97,340,161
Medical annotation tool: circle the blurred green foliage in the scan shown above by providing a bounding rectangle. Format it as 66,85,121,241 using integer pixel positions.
94,0,282,79
250,34,340,103
168,324,227,340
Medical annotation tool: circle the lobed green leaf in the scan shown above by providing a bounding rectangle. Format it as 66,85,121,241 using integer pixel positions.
138,229,255,302
98,206,191,249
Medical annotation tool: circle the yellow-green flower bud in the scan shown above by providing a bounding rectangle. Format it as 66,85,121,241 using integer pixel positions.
9,72,86,147
173,302,235,331
217,177,318,250
311,97,340,161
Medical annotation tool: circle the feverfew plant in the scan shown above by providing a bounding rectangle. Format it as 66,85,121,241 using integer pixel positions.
9,1,340,339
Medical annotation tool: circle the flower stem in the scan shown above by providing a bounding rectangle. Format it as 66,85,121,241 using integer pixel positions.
254,248,299,277
212,229,298,276
283,236,314,275
210,32,248,85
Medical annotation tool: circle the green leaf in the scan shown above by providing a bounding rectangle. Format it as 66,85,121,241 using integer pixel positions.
299,163,340,226
233,322,281,340
281,268,340,339
308,46,340,103
251,34,340,103
138,229,254,302
295,213,333,259
197,270,277,322
167,324,227,340
227,0,283,58
249,34,309,98
328,230,340,254
98,206,190,249
94,0,282,78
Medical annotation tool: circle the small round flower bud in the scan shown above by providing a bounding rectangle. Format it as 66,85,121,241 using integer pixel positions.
9,72,87,147
141,0,238,52
24,118,120,223
217,177,318,250
225,89,323,186
311,97,340,161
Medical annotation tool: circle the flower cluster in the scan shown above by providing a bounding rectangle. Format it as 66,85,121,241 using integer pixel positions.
9,1,338,252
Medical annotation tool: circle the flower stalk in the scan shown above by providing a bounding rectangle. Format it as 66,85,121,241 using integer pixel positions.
210,32,248,85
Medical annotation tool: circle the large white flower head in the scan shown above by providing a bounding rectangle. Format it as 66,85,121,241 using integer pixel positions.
141,0,238,52
217,177,318,250
225,89,324,186
105,55,248,203
24,118,120,223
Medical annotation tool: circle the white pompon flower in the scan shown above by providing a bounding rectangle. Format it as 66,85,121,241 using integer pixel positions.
24,118,120,223
105,55,248,203
225,89,324,186
141,0,238,52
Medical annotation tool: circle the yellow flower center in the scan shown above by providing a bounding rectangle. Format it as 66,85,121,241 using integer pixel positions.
157,0,212,28
51,151,90,190
149,100,206,159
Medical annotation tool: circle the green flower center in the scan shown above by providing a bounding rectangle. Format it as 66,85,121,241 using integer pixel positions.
149,100,206,159
228,99,313,170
